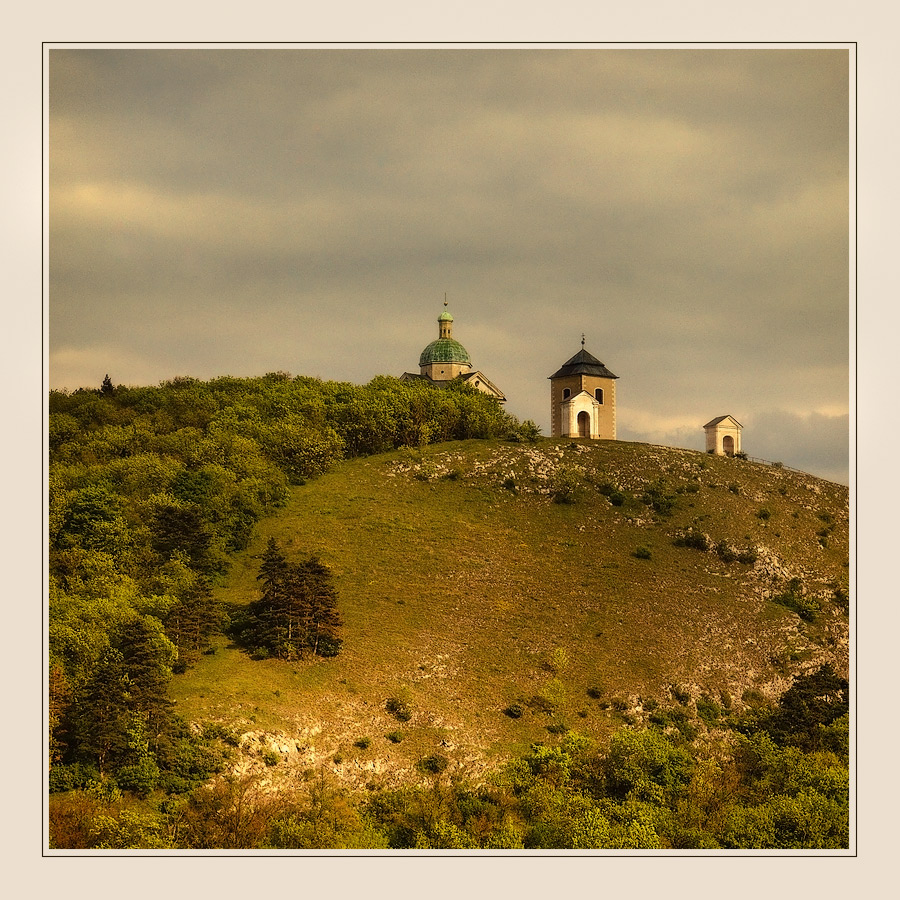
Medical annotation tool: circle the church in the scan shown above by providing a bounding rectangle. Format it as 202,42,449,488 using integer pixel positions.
401,302,506,401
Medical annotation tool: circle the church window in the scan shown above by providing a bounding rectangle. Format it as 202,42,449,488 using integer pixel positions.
563,388,571,399
595,388,604,404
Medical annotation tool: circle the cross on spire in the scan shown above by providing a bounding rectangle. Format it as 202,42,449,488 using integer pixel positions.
581,333,585,348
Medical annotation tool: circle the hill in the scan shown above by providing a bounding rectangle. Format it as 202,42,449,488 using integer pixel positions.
169,437,849,789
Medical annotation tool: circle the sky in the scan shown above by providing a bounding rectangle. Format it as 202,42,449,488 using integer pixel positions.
48,47,851,483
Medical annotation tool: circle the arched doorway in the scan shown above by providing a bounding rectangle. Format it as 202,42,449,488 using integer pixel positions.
722,435,735,457
577,411,591,437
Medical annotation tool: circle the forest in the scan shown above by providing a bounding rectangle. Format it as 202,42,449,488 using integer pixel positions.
49,373,527,799
47,372,849,850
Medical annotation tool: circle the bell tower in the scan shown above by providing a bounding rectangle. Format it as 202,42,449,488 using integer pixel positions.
548,338,618,439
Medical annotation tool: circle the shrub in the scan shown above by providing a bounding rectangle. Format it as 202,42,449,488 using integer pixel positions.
670,684,691,705
832,583,849,614
386,731,404,743
586,686,604,700
611,696,629,711
527,695,557,715
550,467,582,504
385,697,412,722
642,483,676,516
728,483,741,495
770,579,819,622
674,530,710,551
504,704,524,719
354,737,371,750
715,542,737,563
737,547,758,564
417,754,448,775
633,546,652,560
696,695,722,726
546,722,569,734
262,749,280,767
741,688,767,708
757,508,771,521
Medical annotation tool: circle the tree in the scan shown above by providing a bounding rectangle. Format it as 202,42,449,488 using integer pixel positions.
762,665,849,751
238,540,342,660
101,374,115,396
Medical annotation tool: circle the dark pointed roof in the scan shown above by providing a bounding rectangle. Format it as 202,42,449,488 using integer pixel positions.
549,348,618,380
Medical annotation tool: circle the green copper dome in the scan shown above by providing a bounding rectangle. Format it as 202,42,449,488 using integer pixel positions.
419,338,471,366
438,311,454,322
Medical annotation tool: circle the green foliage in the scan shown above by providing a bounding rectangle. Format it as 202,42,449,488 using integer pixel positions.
673,530,710,551
550,467,583,504
385,696,412,722
417,754,449,775
760,665,849,752
695,694,722,727
633,545,652,560
770,578,820,622
232,539,343,660
262,749,280,767
642,482,677,517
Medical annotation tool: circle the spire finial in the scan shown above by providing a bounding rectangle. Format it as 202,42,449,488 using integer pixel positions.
581,333,585,348
444,292,448,308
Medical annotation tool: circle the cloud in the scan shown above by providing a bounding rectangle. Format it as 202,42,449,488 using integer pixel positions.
48,48,850,484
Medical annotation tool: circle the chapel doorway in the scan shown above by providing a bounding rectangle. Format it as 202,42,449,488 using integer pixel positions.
723,435,735,457
577,411,591,437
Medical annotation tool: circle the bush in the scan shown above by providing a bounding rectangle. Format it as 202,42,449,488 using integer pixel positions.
633,546,652,560
386,731,404,743
642,483,676,516
417,754,449,775
671,684,691,705
385,697,412,722
770,579,819,622
696,695,722,726
262,749,279,767
586,686,604,700
550,467,582,504
674,530,710,551
354,737,371,750
504,704,524,719
715,542,737,563
757,508,771,521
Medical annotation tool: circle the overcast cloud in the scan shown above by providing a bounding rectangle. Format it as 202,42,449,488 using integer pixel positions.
49,48,850,483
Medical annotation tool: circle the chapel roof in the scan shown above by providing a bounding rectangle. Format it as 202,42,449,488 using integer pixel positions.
548,348,618,380
703,415,743,429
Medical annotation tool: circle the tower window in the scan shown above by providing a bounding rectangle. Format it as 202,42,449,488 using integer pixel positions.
595,388,604,404
563,388,571,400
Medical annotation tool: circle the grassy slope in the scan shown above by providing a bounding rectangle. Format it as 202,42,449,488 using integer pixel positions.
169,438,849,787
